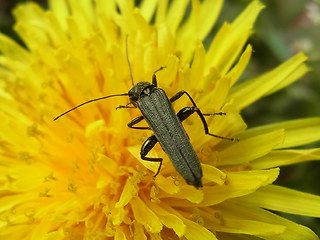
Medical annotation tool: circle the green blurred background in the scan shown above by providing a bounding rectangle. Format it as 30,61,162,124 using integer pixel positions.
1,0,319,236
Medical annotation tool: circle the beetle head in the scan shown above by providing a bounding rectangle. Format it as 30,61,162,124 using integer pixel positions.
128,82,152,105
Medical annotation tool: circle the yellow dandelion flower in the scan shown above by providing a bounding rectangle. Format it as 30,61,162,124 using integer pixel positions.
1,0,320,239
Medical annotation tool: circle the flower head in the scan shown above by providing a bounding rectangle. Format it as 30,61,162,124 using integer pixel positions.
1,0,320,239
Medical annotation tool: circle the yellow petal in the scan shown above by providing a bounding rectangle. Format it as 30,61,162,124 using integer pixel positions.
196,0,223,40
70,0,96,23
202,164,227,185
14,3,63,49
43,230,65,240
115,175,139,208
243,117,320,148
0,225,31,239
206,1,264,75
217,232,268,240
228,52,309,110
195,0,223,40
146,201,186,237
95,0,116,17
215,220,286,237
0,34,31,62
166,0,189,34
128,145,160,173
155,0,168,24
96,153,119,177
110,207,126,226
200,168,279,206
250,148,320,169
156,175,180,194
200,208,286,236
215,129,285,166
30,218,54,240
183,218,218,240
157,24,175,62
133,221,147,240
140,0,157,22
130,197,163,233
266,59,310,95
149,233,162,240
177,0,223,63
116,0,134,17
192,101,247,150
115,228,127,240
190,43,206,91
49,0,69,29
242,185,320,217
161,55,180,87
217,200,319,240
196,75,231,113
227,44,253,86
0,193,36,212
165,169,279,207
158,184,204,204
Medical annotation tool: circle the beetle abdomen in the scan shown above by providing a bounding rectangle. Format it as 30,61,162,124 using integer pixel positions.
137,87,203,188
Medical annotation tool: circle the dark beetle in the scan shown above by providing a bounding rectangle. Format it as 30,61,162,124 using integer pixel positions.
127,70,203,188
54,41,237,189
123,67,236,188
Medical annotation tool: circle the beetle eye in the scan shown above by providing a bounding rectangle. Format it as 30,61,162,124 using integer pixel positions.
128,89,134,98
129,92,138,102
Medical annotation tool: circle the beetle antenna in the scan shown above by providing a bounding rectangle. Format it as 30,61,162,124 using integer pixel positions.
126,36,134,86
54,93,129,121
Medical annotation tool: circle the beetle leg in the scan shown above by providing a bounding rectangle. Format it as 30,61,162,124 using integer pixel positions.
140,135,163,177
116,102,136,110
152,66,166,87
177,106,226,118
170,90,197,106
203,112,226,116
170,90,226,115
177,106,238,141
128,115,151,130
171,91,225,115
171,90,237,141
177,107,196,122
116,105,136,109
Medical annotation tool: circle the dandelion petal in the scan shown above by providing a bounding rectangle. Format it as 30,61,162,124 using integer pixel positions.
217,200,319,239
243,118,320,148
216,129,285,166
251,148,320,169
241,185,320,218
130,197,163,233
183,218,218,240
228,52,309,110
206,1,264,75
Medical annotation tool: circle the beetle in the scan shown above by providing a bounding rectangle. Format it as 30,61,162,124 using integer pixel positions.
54,39,238,188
